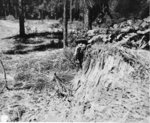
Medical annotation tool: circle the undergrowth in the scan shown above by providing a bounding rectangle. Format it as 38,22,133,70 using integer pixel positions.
11,49,76,93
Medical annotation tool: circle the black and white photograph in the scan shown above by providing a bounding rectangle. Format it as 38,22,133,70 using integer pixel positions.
0,0,149,122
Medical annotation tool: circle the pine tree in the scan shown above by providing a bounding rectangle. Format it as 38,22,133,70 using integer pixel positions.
19,0,25,36
63,0,68,48
70,0,73,22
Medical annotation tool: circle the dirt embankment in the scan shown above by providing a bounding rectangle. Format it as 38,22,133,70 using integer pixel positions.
68,17,150,122
69,44,150,122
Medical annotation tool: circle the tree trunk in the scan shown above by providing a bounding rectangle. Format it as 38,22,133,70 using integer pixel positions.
41,10,43,20
19,0,25,37
8,0,13,15
84,7,92,30
63,0,68,48
70,0,73,22
3,0,7,18
14,6,18,19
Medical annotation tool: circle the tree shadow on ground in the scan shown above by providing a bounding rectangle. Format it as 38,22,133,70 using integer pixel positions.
3,31,63,55
3,31,63,40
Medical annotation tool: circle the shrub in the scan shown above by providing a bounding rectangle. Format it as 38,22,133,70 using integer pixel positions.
68,32,77,47
5,15,15,21
63,48,76,70
74,21,84,31
58,18,63,24
14,72,33,82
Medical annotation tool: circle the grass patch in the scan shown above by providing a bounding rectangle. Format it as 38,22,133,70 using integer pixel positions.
11,49,76,93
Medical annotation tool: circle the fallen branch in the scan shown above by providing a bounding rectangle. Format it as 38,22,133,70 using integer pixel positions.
53,73,81,97
137,28,150,35
113,33,137,47
0,59,12,93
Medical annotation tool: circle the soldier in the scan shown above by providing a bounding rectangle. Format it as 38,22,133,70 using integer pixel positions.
74,43,86,69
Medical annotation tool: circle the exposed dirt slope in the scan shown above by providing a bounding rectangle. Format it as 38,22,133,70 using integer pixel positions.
70,44,150,122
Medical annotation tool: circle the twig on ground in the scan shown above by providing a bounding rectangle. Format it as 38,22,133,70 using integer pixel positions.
0,59,12,93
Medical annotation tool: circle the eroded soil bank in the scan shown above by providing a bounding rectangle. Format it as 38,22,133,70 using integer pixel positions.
69,45,150,122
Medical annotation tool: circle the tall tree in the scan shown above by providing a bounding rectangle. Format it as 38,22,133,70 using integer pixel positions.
75,0,112,30
84,6,92,30
63,0,68,48
70,0,73,22
74,0,95,30
3,0,7,17
19,0,25,36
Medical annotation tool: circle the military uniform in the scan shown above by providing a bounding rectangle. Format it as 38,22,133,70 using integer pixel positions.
74,43,86,69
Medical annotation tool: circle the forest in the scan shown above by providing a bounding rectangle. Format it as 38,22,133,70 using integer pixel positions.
0,0,149,122
0,0,149,22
